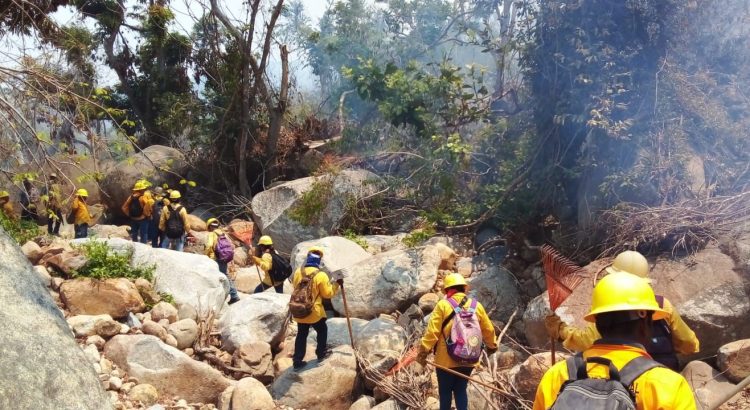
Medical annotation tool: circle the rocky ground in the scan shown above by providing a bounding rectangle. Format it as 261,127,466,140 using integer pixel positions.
2,167,750,410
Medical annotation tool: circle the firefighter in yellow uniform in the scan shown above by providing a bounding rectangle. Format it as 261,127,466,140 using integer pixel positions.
71,189,91,239
252,235,284,293
417,274,497,410
0,191,16,220
290,247,341,370
533,271,697,410
545,251,699,370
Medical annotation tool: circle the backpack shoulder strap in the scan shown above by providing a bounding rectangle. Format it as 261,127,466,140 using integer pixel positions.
618,356,664,387
565,353,586,381
440,297,468,332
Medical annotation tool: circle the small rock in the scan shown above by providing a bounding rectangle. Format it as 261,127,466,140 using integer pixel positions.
111,369,121,378
218,385,235,410
119,324,130,334
142,320,168,341
350,395,376,410
177,303,198,321
134,278,152,291
108,390,119,404
86,335,106,350
176,399,188,408
158,318,170,328
83,343,101,363
129,383,159,406
100,358,113,374
418,293,439,314
121,382,135,393
93,363,102,374
95,319,122,339
68,314,116,338
101,379,110,390
21,241,43,264
51,277,64,291
168,319,199,350
184,348,194,357
127,312,142,329
164,334,179,348
717,339,750,383
150,301,178,323
109,376,123,391
230,377,275,410
34,265,52,287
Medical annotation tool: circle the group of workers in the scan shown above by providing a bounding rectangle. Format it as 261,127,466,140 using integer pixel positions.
1,174,92,239
411,250,700,410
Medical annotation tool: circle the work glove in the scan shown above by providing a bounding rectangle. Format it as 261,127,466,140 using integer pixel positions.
486,346,498,355
544,313,563,340
416,349,429,367
336,278,344,286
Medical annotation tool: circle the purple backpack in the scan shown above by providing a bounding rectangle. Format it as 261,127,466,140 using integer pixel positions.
215,233,235,263
445,297,483,364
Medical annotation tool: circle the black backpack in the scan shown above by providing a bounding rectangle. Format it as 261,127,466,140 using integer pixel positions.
129,195,144,218
269,252,292,283
550,354,663,410
164,205,185,239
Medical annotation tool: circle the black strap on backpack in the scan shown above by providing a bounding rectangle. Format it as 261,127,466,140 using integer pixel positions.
565,353,664,387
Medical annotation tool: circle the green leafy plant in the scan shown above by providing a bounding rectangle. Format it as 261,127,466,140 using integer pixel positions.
289,176,335,226
402,225,436,248
343,229,369,249
73,241,155,281
0,213,40,244
159,292,176,305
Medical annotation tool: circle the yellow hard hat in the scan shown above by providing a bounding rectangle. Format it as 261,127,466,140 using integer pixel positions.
133,181,148,191
443,273,468,290
585,271,668,322
169,190,182,200
258,235,273,246
308,246,324,257
0,190,8,198
206,218,219,226
76,188,89,197
606,250,649,278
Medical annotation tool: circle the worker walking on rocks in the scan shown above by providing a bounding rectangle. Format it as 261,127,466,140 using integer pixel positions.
149,187,167,248
206,218,240,304
20,178,40,222
122,180,153,243
44,173,63,235
159,190,189,251
417,273,497,410
289,247,341,370
0,191,17,221
252,235,284,293
70,188,91,239
533,271,697,409
544,251,699,371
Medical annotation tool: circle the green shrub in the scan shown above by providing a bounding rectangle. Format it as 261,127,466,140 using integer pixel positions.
289,176,335,226
0,213,40,244
402,226,436,248
73,241,155,281
343,229,369,249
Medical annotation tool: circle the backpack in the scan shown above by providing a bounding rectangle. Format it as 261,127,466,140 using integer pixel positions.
289,269,318,318
269,252,292,283
164,205,185,239
214,233,235,263
129,195,144,218
443,297,484,365
550,354,663,410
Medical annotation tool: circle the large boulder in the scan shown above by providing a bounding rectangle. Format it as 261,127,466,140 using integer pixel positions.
717,339,750,383
330,246,442,319
0,228,111,409
290,236,371,273
229,377,275,410
523,293,553,349
251,169,382,254
270,345,359,410
306,317,369,349
104,334,233,404
524,245,750,359
94,238,230,314
468,255,523,322
60,277,146,319
218,292,291,353
682,360,742,409
101,145,188,216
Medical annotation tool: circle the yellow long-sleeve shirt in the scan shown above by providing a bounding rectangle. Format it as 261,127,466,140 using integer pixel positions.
420,293,497,369
205,228,224,260
560,297,700,355
1,200,16,220
71,197,91,225
121,193,153,220
252,253,278,286
291,266,340,324
533,344,697,410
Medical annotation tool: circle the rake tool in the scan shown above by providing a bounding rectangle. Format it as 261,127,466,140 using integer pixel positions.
330,267,355,350
541,244,586,364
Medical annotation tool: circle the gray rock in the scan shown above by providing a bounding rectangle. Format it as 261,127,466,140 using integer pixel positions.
33,265,51,287
252,169,382,254
306,317,369,349
468,256,522,322
682,360,738,409
101,145,188,217
232,342,274,384
349,395,376,410
21,241,43,264
218,292,291,353
230,377,275,410
371,400,403,410
104,334,233,404
360,234,407,254
356,317,407,363
717,338,750,383
142,320,168,341
271,345,359,410
522,293,553,349
150,301,178,323
67,314,117,338
129,383,159,406
330,246,441,319
290,236,372,273
167,319,199,350
0,227,111,409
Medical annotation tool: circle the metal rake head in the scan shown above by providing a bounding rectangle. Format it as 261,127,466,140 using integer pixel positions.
541,245,586,311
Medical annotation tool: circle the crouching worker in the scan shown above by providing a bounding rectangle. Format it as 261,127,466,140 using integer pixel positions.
533,271,696,410
289,247,340,371
206,218,240,305
417,273,497,410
